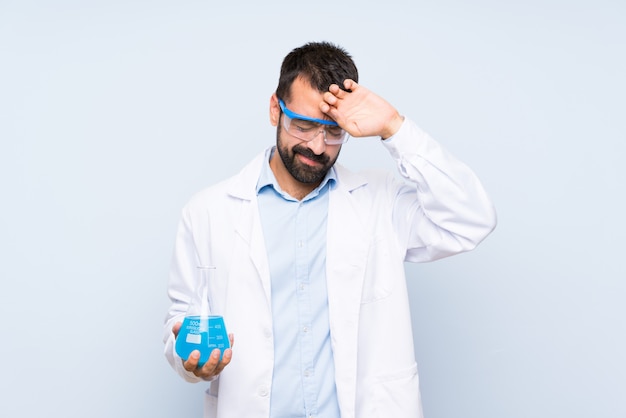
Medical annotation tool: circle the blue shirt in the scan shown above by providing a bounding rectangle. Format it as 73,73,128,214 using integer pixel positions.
256,148,340,418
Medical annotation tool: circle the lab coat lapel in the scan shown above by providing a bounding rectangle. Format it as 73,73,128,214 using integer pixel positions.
326,165,370,416
228,152,272,306
235,199,272,304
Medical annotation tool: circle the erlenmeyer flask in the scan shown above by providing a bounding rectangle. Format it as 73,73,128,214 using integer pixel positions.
175,266,230,366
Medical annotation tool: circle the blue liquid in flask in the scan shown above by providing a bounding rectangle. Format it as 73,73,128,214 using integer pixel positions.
176,315,230,366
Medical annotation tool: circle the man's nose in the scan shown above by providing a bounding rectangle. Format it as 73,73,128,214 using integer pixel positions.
306,129,327,155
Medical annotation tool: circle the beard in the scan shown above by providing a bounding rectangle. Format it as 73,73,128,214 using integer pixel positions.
276,127,340,184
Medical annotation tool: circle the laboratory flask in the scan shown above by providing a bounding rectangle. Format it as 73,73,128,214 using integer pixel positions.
175,266,230,366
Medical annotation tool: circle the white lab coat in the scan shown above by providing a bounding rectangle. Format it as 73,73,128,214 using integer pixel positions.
164,119,497,418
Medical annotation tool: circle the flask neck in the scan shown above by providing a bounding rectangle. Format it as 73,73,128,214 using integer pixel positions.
189,266,215,317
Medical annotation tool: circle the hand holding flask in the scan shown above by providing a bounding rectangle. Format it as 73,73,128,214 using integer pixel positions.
175,266,230,367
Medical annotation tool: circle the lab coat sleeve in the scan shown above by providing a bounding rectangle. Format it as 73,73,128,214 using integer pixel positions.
162,202,213,384
381,118,497,262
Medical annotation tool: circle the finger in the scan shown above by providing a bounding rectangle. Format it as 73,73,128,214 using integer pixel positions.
322,91,338,107
213,348,233,375
196,349,221,377
328,83,342,95
329,83,349,99
319,101,332,116
343,79,357,92
320,100,339,120
320,105,344,128
172,322,182,337
183,350,201,372
228,333,235,348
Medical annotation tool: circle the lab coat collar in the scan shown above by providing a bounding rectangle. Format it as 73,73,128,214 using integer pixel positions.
227,147,368,202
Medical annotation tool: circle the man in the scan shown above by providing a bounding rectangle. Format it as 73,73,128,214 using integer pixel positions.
164,41,496,418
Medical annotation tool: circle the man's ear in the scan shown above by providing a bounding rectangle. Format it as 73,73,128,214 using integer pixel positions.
269,94,280,127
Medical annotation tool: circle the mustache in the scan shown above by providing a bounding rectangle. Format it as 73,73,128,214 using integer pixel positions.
292,144,330,164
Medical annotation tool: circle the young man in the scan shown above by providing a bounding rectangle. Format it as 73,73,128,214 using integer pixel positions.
164,41,497,418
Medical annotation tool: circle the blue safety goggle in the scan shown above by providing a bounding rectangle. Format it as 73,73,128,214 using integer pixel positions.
278,99,339,126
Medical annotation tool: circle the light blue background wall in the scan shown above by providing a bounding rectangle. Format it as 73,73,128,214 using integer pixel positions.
1,1,624,417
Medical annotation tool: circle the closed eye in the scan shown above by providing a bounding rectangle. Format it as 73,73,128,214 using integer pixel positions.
292,120,320,132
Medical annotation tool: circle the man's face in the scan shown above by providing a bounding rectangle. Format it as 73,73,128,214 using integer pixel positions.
275,126,340,185
274,78,342,185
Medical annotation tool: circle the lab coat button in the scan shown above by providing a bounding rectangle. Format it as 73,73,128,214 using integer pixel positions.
258,385,269,397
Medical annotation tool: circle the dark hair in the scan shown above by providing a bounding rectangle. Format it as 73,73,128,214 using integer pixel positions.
275,41,359,103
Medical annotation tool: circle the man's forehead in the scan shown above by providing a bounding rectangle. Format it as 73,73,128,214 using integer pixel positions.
285,78,331,120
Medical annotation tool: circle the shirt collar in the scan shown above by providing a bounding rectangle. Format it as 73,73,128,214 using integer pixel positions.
256,147,337,201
